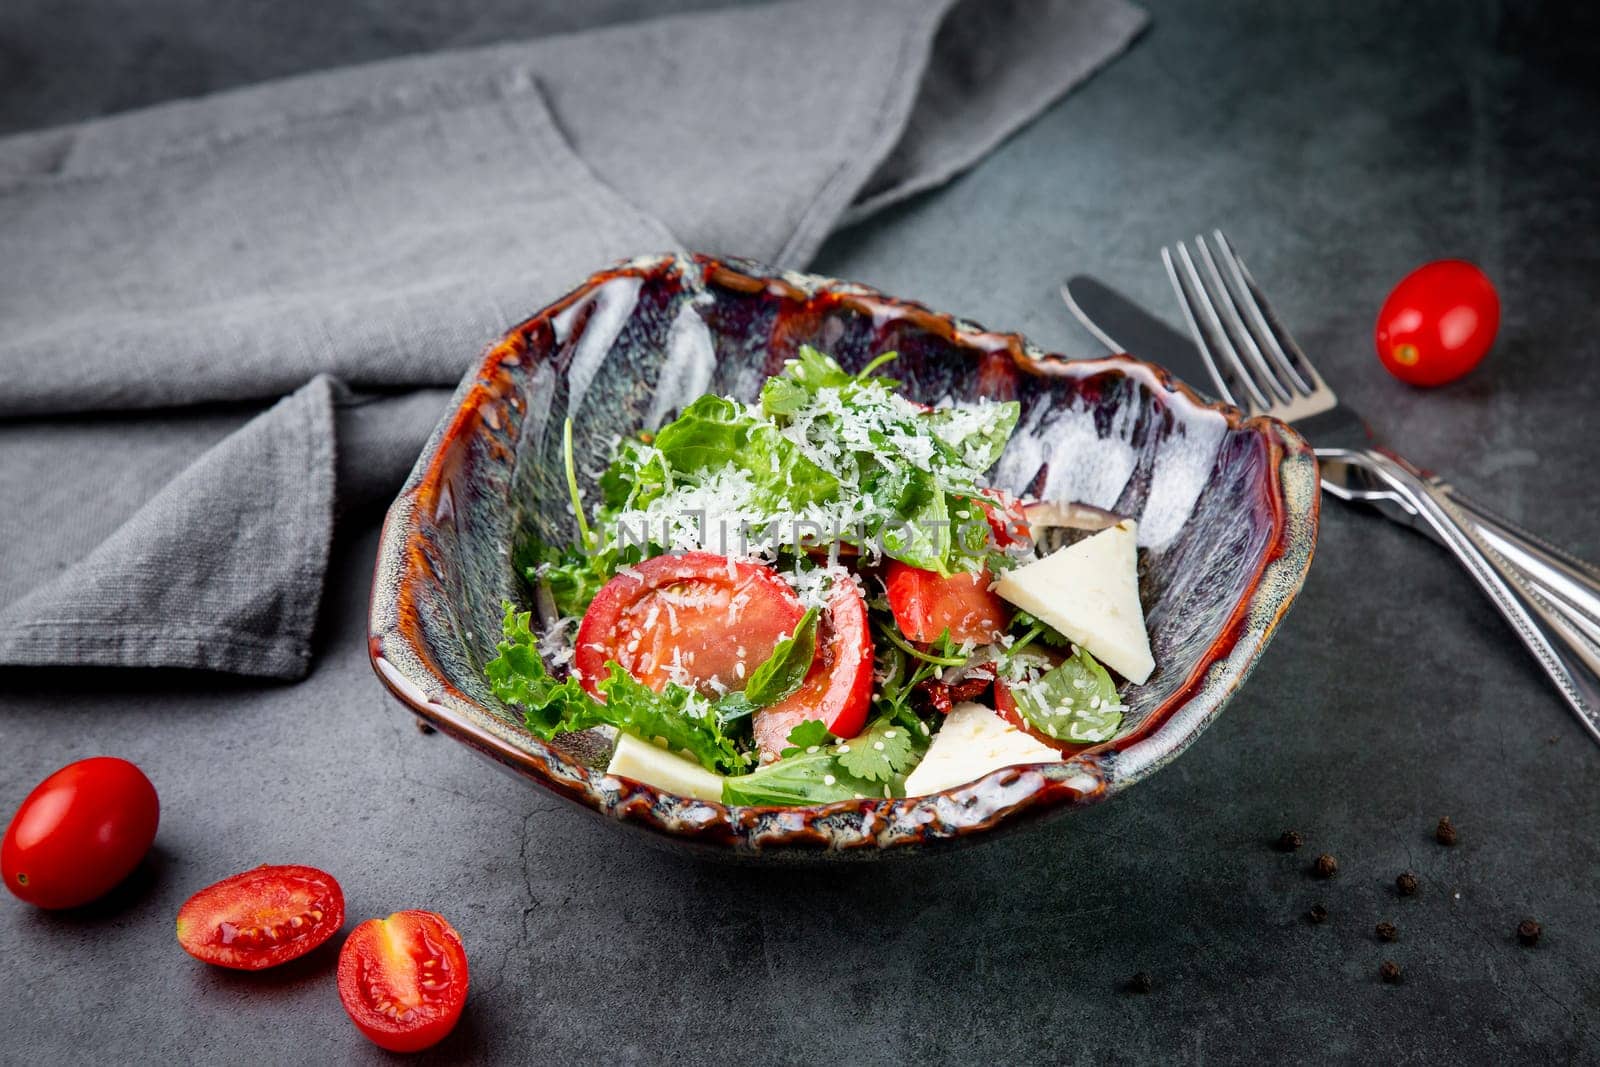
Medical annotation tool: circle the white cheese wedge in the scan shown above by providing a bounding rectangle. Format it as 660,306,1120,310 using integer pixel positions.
903,702,1062,796
993,518,1154,684
605,731,725,803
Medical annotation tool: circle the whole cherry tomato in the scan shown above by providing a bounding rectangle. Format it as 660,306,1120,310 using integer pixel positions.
1375,260,1500,386
2,757,159,909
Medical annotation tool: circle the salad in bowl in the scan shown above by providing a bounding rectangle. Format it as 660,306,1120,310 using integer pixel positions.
368,253,1317,856
486,345,1156,807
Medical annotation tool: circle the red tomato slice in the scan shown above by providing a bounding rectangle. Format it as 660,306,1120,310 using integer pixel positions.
3,756,159,910
337,910,470,1053
753,577,875,757
884,562,1009,645
977,489,1030,550
176,864,345,970
575,551,804,697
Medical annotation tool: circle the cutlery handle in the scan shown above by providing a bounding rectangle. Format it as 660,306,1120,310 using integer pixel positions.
1443,487,1600,646
1352,449,1600,744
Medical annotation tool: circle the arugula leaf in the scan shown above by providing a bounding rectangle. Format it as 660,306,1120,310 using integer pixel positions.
721,749,879,806
710,691,756,724
742,607,819,707
1010,609,1074,650
519,542,617,621
1009,646,1125,744
781,719,834,756
834,717,922,783
924,401,1020,474
598,434,671,511
721,714,927,804
647,394,839,510
484,604,751,774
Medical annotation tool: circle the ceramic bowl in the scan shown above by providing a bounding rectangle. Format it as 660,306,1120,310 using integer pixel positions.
368,253,1318,859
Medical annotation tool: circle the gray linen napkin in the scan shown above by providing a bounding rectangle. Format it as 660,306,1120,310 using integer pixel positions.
0,0,1145,678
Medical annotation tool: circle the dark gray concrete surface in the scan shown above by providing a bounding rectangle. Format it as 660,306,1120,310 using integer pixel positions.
3,2,1598,1063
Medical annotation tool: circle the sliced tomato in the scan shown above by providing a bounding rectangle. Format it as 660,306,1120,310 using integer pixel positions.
337,910,469,1053
884,562,1009,645
753,577,874,757
977,488,1030,551
575,551,804,697
176,864,344,970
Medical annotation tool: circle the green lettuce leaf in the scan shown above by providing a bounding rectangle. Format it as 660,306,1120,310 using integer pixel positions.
484,604,751,774
720,748,880,806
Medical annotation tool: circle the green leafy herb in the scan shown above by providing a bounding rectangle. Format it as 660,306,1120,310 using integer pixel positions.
1010,609,1074,650
484,604,750,774
742,607,820,707
720,749,880,807
518,540,617,621
780,719,834,756
1009,646,1125,744
592,663,750,773
834,717,921,783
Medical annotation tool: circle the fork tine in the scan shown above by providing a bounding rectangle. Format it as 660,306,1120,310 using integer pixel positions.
1210,231,1325,397
1163,241,1271,413
1194,234,1294,405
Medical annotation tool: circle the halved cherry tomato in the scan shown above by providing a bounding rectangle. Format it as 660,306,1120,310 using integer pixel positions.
753,576,875,756
575,551,804,697
338,910,469,1053
176,864,345,970
884,562,1009,645
3,756,159,909
1375,260,1500,387
977,489,1030,551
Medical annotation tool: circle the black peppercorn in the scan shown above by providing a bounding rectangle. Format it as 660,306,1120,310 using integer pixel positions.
1313,853,1338,878
1275,829,1304,852
1128,972,1154,994
1375,921,1398,942
1396,871,1419,896
1517,919,1542,946
1380,960,1402,984
1308,903,1329,924
1435,816,1457,846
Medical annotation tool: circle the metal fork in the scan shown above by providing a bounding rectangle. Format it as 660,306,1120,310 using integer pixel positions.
1163,230,1600,743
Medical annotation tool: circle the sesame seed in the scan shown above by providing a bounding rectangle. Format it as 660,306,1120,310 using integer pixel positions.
838,744,851,753
806,745,820,754
874,741,885,751
823,774,837,786
884,730,897,739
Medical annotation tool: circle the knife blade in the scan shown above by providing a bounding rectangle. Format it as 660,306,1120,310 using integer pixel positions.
1062,273,1600,649
1063,275,1378,451
1060,276,1219,394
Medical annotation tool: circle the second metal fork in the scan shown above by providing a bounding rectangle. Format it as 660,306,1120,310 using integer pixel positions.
1163,230,1600,742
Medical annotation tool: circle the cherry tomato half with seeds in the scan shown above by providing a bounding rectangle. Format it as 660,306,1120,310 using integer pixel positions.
575,551,804,697
176,864,345,970
1375,259,1500,387
2,756,159,909
884,562,1010,646
338,910,470,1053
